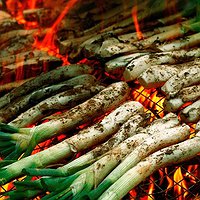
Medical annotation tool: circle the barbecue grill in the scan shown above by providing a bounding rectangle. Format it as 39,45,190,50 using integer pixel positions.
0,0,200,199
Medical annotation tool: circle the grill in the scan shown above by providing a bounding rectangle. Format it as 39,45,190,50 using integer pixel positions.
0,0,200,199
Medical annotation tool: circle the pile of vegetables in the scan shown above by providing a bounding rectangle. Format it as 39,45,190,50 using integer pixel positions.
0,64,199,200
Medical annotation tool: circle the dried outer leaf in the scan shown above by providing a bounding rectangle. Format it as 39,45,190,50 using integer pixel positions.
67,24,135,63
81,13,193,60
0,74,97,123
161,65,200,98
0,64,93,109
180,99,200,123
123,47,200,81
163,85,200,112
9,84,105,128
105,53,147,78
138,65,179,89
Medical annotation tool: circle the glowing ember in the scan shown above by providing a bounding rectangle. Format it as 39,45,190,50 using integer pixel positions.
132,5,143,40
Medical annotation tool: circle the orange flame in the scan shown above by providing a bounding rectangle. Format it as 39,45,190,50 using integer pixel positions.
6,0,26,24
173,167,188,199
185,165,198,184
6,0,39,29
147,176,155,199
129,189,137,199
34,0,79,52
132,5,143,40
28,0,37,9
165,168,173,190
132,86,165,120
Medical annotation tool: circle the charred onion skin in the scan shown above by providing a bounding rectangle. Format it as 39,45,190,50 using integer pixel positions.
161,66,200,98
0,64,93,109
0,74,98,124
8,85,105,128
164,85,200,112
180,99,200,123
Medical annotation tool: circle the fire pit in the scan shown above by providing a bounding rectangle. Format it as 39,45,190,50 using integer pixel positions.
0,0,200,199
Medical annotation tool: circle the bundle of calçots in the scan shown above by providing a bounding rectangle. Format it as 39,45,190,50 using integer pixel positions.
1,112,199,200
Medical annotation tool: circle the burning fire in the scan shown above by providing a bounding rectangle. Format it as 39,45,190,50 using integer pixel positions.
173,167,188,199
131,85,165,121
132,4,143,40
33,0,79,57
